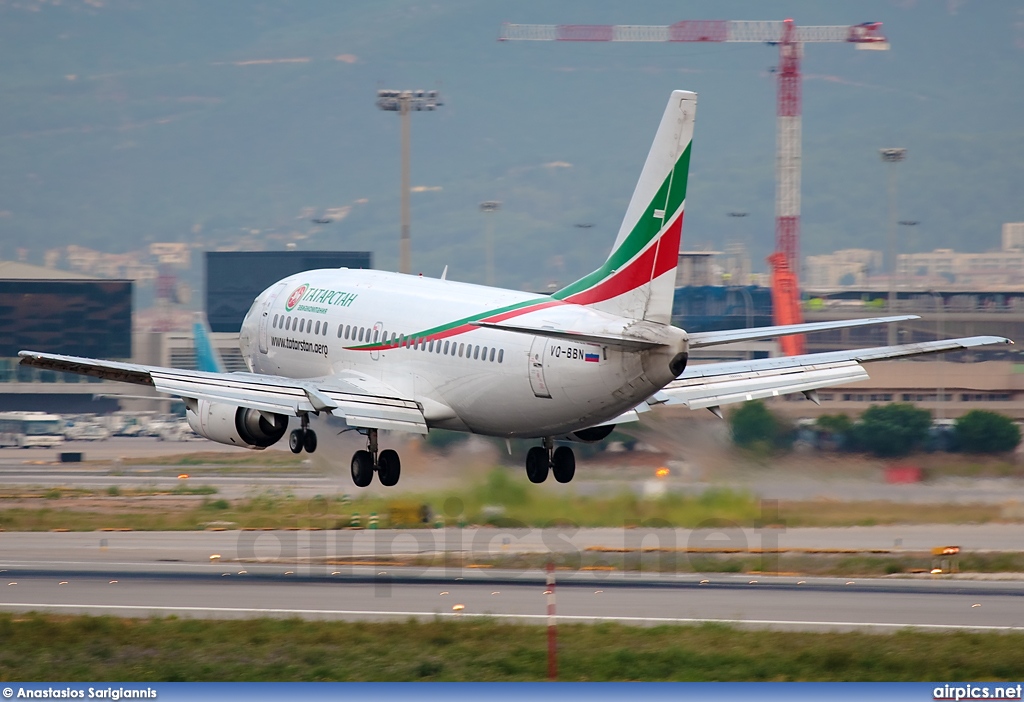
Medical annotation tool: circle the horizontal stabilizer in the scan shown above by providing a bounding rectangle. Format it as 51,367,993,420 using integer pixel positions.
687,315,919,348
472,320,668,349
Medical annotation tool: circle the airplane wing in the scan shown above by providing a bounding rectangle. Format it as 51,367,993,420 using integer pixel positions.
17,351,427,434
651,335,1012,413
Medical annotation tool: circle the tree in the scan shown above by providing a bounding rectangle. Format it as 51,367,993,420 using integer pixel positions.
729,400,792,452
852,403,932,458
954,410,1021,454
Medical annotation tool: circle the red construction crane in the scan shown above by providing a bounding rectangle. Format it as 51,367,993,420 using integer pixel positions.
500,19,888,351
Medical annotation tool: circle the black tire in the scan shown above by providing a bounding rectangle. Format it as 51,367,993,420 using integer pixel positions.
289,429,304,454
552,446,576,483
377,448,401,487
351,449,374,487
303,429,318,454
525,446,549,484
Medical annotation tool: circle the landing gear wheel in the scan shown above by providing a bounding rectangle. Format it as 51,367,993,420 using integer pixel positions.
377,449,401,487
552,446,576,484
525,446,549,484
351,449,374,488
289,429,304,454
303,429,318,454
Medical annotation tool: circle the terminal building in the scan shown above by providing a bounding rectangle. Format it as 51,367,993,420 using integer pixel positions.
0,262,132,412
2,247,1023,420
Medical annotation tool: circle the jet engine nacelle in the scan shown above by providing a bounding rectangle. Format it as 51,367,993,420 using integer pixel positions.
557,424,616,443
185,399,288,450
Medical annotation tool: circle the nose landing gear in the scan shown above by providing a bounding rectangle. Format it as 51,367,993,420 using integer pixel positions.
289,414,318,454
350,428,402,487
525,438,575,484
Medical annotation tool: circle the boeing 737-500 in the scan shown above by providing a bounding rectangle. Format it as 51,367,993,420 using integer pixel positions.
19,90,1011,487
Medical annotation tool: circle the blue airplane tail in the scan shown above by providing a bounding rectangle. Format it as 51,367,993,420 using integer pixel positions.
193,313,225,373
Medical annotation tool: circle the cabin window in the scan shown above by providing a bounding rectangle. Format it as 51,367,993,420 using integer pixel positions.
443,341,450,355
273,314,279,328
498,349,504,364
428,340,434,352
338,325,344,339
458,343,464,358
373,329,380,343
474,346,480,360
391,332,398,344
358,327,364,342
481,346,487,361
489,348,495,362
314,321,321,335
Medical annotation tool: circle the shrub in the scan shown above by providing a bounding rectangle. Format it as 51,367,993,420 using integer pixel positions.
851,403,931,457
729,400,792,452
954,410,1021,454
815,413,855,451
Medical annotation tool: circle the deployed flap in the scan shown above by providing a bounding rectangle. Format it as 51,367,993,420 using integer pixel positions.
659,362,869,410
18,351,427,434
687,315,919,348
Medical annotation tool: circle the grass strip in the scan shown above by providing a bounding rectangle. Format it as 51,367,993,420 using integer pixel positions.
0,466,1018,532
0,614,1022,681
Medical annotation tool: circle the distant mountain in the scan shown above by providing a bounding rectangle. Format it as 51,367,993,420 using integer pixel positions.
0,0,1020,291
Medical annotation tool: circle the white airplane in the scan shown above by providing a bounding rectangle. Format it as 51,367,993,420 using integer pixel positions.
20,90,1010,488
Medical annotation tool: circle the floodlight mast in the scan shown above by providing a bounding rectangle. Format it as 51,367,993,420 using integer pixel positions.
880,147,907,345
376,89,443,274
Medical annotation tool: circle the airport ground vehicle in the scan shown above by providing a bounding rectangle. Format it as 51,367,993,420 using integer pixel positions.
0,412,65,448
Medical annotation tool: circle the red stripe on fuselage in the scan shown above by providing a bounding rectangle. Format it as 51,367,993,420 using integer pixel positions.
564,211,683,306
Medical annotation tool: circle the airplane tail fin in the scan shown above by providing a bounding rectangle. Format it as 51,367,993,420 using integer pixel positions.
553,90,695,325
193,313,226,373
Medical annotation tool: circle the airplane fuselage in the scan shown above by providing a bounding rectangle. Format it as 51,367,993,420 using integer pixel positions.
239,268,687,438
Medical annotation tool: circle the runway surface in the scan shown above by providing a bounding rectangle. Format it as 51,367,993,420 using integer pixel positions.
1,531,1024,632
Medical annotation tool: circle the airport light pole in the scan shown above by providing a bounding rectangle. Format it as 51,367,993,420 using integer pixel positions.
880,147,907,345
376,89,443,274
930,288,946,421
480,201,501,286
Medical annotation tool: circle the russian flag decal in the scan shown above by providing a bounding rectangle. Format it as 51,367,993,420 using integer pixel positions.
584,353,600,363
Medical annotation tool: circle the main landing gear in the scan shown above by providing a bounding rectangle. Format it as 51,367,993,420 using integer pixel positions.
525,437,575,484
289,414,318,454
351,428,401,488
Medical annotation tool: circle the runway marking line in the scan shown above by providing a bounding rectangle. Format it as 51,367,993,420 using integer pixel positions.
0,602,1020,632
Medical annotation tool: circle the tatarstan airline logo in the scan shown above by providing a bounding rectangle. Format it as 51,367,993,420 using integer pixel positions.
285,284,308,311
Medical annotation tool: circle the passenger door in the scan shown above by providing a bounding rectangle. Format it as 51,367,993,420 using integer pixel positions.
528,336,551,398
